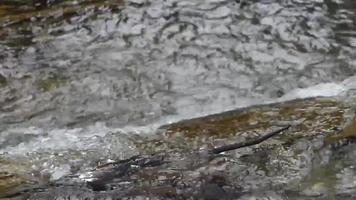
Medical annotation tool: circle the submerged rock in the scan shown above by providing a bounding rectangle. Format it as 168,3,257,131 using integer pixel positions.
4,97,356,199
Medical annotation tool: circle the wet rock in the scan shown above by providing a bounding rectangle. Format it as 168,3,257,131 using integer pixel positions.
36,77,66,92
127,0,147,6
199,183,228,200
85,155,166,191
10,97,355,199
155,97,349,147
0,158,39,198
0,74,7,87
0,0,124,24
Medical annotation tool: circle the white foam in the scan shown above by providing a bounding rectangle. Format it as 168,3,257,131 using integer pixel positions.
277,82,347,102
342,75,356,90
277,75,356,102
50,164,71,180
0,122,149,156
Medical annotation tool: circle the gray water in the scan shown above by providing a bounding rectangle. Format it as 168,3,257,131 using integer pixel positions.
1,0,356,187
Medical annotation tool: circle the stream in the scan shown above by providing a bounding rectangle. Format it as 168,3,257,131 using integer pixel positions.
1,0,356,199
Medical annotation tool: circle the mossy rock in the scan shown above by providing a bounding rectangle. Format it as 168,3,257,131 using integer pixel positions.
0,74,7,87
7,97,356,199
0,158,38,198
36,77,65,92
137,97,352,153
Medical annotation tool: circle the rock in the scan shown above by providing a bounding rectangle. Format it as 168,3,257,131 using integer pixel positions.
120,97,355,199
155,97,350,149
126,0,146,5
199,183,227,200
8,97,356,199
0,74,7,87
0,159,39,198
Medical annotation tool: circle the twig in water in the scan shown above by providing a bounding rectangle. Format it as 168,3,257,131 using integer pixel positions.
211,125,291,154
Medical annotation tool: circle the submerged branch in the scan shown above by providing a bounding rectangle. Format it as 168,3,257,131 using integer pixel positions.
211,125,291,154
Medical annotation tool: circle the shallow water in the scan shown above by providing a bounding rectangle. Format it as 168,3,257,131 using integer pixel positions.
1,0,356,198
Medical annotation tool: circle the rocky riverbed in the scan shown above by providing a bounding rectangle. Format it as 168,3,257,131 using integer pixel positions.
2,96,356,199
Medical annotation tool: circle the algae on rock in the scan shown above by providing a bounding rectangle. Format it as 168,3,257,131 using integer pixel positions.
3,97,356,199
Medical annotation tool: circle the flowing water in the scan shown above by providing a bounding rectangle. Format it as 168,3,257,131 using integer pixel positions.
1,0,356,198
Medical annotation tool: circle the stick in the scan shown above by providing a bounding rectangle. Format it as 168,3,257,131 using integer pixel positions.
211,125,291,154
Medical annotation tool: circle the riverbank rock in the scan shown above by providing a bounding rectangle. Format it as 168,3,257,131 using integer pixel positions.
0,158,40,199
6,97,356,199
140,97,351,153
